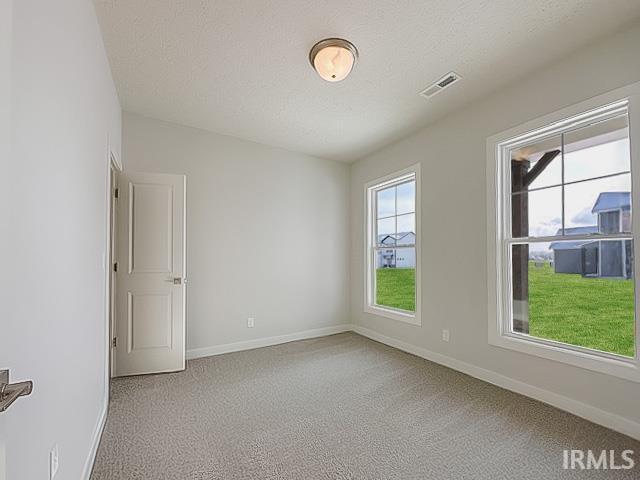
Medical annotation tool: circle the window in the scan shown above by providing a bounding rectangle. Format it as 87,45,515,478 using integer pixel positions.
488,87,640,382
365,165,420,325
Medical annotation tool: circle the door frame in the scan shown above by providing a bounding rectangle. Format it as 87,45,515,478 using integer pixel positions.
105,149,122,390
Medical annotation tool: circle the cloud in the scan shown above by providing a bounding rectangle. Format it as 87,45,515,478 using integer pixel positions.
571,208,596,226
530,217,561,237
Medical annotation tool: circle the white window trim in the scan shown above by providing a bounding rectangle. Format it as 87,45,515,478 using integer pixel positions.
486,82,640,383
364,164,421,326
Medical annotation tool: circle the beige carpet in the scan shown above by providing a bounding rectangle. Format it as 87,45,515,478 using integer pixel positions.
91,332,639,479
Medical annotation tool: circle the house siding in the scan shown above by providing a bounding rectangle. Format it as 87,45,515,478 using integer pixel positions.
600,241,625,277
554,249,583,274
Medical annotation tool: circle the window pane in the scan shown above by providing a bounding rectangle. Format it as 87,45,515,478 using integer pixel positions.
564,114,630,183
396,181,415,215
377,186,395,218
511,135,562,192
512,186,562,238
396,213,415,239
376,216,395,246
511,241,635,357
375,247,415,312
564,174,631,233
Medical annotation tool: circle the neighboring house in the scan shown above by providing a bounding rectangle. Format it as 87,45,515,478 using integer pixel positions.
549,192,632,278
549,226,599,275
377,232,416,268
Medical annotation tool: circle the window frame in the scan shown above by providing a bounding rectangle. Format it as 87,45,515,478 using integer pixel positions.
364,164,421,326
487,82,640,383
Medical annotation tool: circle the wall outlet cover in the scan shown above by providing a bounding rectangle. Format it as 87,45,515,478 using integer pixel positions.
49,445,59,479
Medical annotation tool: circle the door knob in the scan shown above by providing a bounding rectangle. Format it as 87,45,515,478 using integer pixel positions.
0,369,33,413
166,277,186,285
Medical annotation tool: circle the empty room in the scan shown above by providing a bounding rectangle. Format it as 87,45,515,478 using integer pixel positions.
3,0,640,479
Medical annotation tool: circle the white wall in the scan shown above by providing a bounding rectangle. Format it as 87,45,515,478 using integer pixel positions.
0,1,13,475
350,22,640,431
0,1,121,479
122,113,350,353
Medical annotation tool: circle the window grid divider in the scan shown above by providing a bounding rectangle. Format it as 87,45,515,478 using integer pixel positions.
506,233,633,245
511,170,631,196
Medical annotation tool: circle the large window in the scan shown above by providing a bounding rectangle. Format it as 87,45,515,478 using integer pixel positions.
488,90,640,382
365,165,420,325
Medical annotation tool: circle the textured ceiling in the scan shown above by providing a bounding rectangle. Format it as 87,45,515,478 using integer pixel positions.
94,1,640,162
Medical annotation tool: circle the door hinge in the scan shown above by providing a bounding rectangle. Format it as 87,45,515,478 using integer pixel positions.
113,262,118,272
114,188,119,199
112,337,117,348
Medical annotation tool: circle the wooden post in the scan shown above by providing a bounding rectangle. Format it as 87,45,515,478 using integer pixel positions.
511,159,530,333
509,150,560,334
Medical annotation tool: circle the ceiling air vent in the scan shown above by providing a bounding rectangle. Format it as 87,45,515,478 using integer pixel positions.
419,72,461,99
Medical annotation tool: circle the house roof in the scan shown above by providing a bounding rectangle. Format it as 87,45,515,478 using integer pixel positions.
549,240,598,251
592,192,631,213
549,226,598,251
555,226,599,236
549,190,632,251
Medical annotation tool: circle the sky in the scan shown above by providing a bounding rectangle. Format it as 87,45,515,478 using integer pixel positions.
373,137,630,256
522,138,630,253
377,180,415,239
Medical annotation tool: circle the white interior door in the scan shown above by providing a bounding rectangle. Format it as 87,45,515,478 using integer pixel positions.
115,172,186,376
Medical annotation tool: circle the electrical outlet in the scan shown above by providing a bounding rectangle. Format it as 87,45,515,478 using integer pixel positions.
442,329,450,342
49,445,59,479
247,317,255,328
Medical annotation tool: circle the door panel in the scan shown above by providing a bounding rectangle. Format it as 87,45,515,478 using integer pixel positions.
128,292,172,351
115,172,186,376
130,182,173,273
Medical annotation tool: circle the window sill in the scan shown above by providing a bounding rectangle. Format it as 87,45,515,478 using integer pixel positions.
364,304,421,326
488,329,640,383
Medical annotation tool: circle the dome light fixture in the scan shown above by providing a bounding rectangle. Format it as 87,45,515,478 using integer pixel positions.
309,38,358,82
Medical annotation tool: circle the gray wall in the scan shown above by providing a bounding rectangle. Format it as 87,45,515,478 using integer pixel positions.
350,22,640,427
123,113,350,353
1,0,122,478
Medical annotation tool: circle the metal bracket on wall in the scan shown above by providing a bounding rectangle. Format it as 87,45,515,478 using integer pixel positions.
0,369,33,413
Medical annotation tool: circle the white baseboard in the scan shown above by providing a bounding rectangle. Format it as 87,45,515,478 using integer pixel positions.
81,398,108,480
86,321,637,479
186,324,352,360
351,324,640,441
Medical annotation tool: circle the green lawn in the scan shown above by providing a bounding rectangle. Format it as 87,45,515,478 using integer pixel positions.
529,263,634,357
376,268,415,312
377,264,635,357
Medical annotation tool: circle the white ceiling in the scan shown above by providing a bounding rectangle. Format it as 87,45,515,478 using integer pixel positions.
94,1,640,162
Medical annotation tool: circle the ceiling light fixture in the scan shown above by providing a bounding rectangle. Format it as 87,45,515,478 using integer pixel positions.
309,38,358,82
